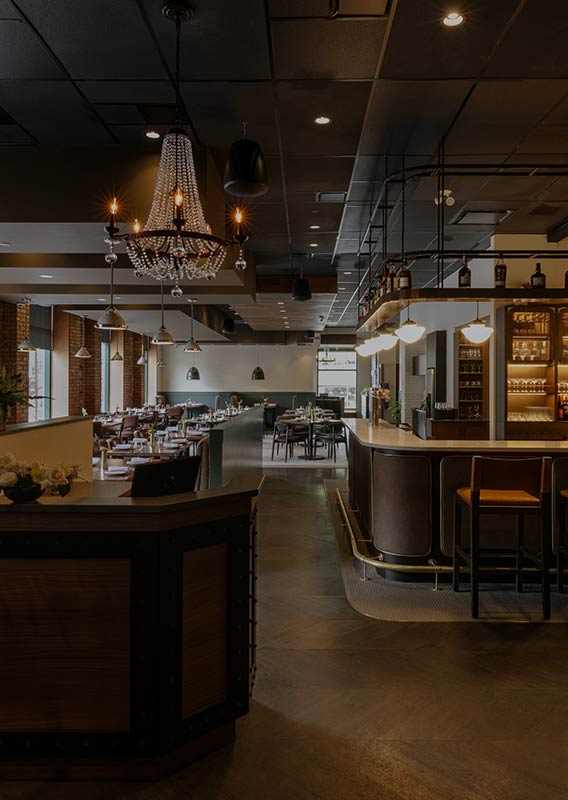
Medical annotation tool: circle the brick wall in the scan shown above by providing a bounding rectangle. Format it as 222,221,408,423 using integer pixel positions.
68,316,102,416
123,330,145,408
0,301,30,423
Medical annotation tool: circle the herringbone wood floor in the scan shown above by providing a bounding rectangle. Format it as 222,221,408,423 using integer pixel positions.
6,468,568,799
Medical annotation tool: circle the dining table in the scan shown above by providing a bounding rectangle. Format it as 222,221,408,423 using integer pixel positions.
285,416,330,460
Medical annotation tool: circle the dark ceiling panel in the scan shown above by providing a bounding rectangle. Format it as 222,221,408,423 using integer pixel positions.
16,0,167,80
486,0,568,78
288,200,344,231
0,1,20,17
360,79,474,156
0,19,64,79
139,0,271,81
278,80,371,156
97,104,146,124
272,18,387,80
0,80,114,143
0,122,34,143
270,0,390,16
181,82,278,154
445,80,568,155
285,155,355,193
78,81,175,105
516,126,568,155
380,0,520,80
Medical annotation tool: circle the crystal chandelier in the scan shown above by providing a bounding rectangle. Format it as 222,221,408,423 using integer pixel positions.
105,1,230,283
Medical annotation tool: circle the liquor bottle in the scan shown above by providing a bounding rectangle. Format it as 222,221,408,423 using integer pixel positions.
379,272,386,298
458,256,471,288
398,261,412,290
386,268,395,294
494,255,507,289
531,262,546,289
558,397,564,421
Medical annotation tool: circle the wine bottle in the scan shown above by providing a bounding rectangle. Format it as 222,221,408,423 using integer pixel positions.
558,397,565,421
398,261,412,290
531,262,546,289
386,268,395,294
458,256,471,288
494,255,507,289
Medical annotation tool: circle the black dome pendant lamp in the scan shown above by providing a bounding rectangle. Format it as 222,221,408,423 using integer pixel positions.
291,254,312,302
251,342,265,381
222,316,235,335
224,121,268,197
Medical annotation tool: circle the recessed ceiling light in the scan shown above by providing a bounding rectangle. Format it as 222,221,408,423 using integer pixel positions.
309,243,319,247
146,130,160,139
339,287,347,291
98,298,107,302
115,296,122,300
0,242,10,247
344,271,352,275
309,224,320,230
277,301,285,305
314,116,331,125
442,11,465,27
40,274,54,279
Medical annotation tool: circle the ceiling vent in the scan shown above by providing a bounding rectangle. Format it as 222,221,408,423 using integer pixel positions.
453,209,513,226
315,191,347,204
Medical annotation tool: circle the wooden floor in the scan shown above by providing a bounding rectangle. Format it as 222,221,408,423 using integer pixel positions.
6,468,568,798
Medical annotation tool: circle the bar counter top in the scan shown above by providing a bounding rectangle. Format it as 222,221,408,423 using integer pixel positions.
343,418,568,452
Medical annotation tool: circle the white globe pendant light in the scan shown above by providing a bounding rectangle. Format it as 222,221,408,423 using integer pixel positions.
462,301,493,344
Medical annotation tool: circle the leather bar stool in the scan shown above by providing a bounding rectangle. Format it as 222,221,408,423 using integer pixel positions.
453,456,552,620
557,490,568,593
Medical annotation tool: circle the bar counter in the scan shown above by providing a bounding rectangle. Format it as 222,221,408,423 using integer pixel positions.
0,477,261,780
344,419,568,578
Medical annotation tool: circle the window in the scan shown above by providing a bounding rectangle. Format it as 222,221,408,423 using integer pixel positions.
101,335,110,412
28,348,51,422
27,305,52,422
317,347,357,411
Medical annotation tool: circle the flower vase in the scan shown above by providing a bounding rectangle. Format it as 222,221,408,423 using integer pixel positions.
3,483,43,504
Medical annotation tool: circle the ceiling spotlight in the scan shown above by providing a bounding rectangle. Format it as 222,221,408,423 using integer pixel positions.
442,11,465,26
0,242,11,247
344,271,352,275
40,274,54,279
145,130,160,139
309,224,321,230
309,243,319,248
314,116,331,125
434,188,455,206
98,298,107,302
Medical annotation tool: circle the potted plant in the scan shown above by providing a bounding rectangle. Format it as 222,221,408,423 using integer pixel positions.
0,367,46,431
389,400,402,427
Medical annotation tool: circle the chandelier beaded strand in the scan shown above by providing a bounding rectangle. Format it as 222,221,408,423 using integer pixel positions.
105,1,230,283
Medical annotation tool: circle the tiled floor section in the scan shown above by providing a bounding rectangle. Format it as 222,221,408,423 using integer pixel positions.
7,468,568,799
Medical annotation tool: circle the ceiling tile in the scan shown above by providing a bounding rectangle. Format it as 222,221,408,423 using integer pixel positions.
272,18,387,80
0,19,65,79
181,82,278,153
278,80,371,156
380,0,520,80
0,80,114,143
16,0,167,79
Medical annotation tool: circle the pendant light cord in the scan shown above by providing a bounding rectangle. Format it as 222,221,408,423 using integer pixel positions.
161,280,165,327
190,299,194,339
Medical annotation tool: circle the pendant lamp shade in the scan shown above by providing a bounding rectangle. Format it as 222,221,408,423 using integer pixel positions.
96,306,127,331
17,337,35,353
111,349,123,362
183,298,201,351
224,132,268,197
137,352,148,366
292,276,312,302
222,316,235,335
75,316,92,359
152,281,175,345
251,366,265,381
17,298,36,352
462,302,494,344
186,365,200,380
